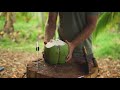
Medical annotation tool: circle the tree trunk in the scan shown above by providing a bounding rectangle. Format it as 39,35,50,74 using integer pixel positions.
26,59,99,78
4,12,15,34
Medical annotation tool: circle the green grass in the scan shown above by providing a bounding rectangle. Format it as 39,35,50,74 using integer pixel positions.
93,31,120,60
0,18,44,53
14,20,38,31
0,17,5,31
0,39,44,53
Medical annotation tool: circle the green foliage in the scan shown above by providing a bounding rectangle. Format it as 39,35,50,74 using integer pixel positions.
0,12,120,60
93,31,120,60
93,12,120,39
0,12,46,52
0,17,5,30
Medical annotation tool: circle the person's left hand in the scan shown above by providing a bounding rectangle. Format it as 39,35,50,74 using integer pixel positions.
65,40,75,63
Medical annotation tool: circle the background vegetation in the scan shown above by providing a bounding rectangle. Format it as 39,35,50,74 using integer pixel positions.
0,12,120,78
0,12,120,59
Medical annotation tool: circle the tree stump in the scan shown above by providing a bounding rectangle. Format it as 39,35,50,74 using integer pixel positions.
26,58,99,78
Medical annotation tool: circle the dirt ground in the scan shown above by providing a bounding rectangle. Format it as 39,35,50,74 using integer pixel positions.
0,50,120,78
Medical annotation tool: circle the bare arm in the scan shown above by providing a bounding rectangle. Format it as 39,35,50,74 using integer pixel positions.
72,15,98,48
66,15,98,62
44,12,58,44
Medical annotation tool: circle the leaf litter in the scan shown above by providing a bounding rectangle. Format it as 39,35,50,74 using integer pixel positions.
0,50,120,78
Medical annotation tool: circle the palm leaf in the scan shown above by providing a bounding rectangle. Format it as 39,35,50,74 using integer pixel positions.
93,12,112,38
93,12,120,39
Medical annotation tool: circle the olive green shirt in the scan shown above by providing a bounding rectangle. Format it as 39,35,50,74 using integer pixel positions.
58,12,99,57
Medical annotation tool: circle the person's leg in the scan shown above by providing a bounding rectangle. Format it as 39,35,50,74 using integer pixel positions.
0,66,4,72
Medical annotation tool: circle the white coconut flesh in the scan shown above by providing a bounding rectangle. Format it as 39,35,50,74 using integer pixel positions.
45,39,66,48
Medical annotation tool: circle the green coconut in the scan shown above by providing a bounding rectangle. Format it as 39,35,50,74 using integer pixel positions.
44,39,69,65
58,44,69,64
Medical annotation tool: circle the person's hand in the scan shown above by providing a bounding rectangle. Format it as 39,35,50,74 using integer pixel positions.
65,40,75,63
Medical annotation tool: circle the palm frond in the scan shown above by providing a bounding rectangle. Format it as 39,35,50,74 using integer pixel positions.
93,12,120,39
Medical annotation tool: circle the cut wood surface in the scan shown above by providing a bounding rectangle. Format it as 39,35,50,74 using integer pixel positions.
27,59,99,78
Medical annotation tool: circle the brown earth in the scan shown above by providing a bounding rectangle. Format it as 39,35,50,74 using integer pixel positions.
0,50,120,78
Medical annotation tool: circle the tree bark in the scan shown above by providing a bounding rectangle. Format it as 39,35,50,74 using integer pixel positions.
26,59,99,78
4,12,15,34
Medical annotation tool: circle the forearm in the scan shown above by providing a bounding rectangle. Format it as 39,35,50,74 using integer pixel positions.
44,23,56,42
72,24,96,48
71,15,98,48
44,12,58,43
65,14,98,61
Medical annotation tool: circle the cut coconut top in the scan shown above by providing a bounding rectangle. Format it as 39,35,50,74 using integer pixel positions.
45,39,66,48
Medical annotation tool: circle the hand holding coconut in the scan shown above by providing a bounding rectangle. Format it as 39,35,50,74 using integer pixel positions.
65,40,75,63
44,39,76,64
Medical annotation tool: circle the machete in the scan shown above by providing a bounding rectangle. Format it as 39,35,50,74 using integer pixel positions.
82,46,89,74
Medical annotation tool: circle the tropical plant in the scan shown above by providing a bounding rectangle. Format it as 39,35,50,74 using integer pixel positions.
93,12,120,38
